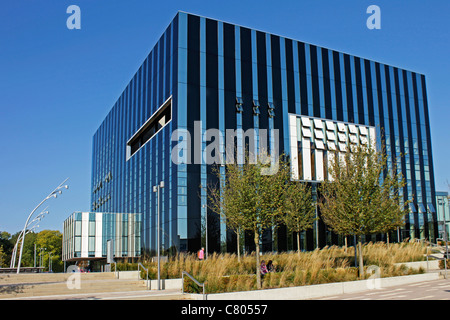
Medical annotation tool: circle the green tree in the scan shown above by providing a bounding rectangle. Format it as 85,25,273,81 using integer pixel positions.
0,246,7,267
0,231,12,267
283,181,316,256
10,231,38,268
207,164,247,262
208,154,291,289
319,144,408,278
35,230,63,272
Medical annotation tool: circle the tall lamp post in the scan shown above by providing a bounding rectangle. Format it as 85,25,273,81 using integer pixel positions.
16,178,69,273
10,208,49,268
153,180,164,290
202,204,208,260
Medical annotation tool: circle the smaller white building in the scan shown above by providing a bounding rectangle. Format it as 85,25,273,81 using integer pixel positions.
62,212,141,262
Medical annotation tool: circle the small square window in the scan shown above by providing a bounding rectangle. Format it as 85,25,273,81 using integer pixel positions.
315,140,325,150
252,100,260,115
301,117,311,127
236,97,243,113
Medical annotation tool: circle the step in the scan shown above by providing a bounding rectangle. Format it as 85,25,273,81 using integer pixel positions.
0,278,148,299
0,272,116,285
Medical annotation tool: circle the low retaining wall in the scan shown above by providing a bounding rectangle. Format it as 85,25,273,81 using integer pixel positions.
116,271,140,280
146,278,183,290
188,272,441,300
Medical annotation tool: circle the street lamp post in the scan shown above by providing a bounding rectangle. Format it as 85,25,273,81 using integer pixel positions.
202,204,208,260
16,179,68,273
11,208,48,268
153,180,164,290
39,247,46,270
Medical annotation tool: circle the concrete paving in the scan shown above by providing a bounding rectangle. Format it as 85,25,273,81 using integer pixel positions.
313,278,450,300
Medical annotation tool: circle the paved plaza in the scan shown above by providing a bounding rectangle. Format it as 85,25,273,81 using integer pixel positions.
314,278,450,300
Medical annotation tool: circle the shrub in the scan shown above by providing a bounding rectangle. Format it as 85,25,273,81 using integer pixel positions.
120,241,427,293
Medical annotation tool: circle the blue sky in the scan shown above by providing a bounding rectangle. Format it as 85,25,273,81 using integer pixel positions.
1,0,449,233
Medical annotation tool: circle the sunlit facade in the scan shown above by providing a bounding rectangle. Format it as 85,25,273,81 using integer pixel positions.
90,12,437,256
62,212,141,262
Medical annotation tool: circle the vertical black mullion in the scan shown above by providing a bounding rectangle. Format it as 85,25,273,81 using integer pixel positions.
270,34,286,251
165,24,172,100
343,54,354,123
186,14,201,251
394,68,407,230
159,36,165,107
285,39,296,114
257,31,268,131
171,16,179,251
354,57,365,125
298,42,308,115
223,22,236,142
146,52,153,117
205,18,219,130
375,63,385,138
333,51,343,121
384,65,397,175
322,48,332,119
240,27,253,135
364,59,375,126
241,27,254,253
412,73,427,238
223,22,236,253
271,34,283,150
401,70,414,236
309,45,320,117
152,44,158,114
205,18,220,253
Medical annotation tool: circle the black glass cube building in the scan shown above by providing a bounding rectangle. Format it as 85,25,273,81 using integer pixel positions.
91,12,437,256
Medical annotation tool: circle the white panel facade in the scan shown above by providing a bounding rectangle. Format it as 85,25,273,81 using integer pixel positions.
288,114,376,182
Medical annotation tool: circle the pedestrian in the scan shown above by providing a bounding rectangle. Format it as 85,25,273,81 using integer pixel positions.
260,260,268,278
198,247,205,260
267,260,275,272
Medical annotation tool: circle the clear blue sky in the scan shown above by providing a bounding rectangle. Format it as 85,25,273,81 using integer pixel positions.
1,0,449,234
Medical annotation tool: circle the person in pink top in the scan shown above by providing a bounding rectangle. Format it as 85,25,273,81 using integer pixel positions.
198,247,205,260
260,260,268,278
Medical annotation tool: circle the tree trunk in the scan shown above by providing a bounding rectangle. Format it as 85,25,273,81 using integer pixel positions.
297,232,301,257
344,236,348,254
358,236,364,279
237,229,241,263
255,230,261,289
386,233,390,247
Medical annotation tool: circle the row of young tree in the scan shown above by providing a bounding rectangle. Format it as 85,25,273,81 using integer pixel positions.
207,144,408,288
0,230,63,272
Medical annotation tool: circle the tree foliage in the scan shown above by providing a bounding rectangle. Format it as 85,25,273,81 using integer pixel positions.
36,230,63,272
208,154,296,288
318,143,409,277
283,181,316,255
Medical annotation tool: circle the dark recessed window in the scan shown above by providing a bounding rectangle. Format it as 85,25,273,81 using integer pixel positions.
127,97,172,159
